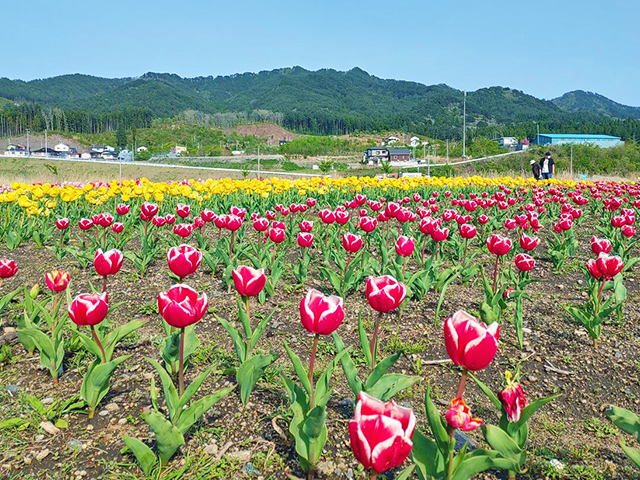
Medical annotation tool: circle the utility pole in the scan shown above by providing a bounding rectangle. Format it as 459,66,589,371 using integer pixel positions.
570,144,573,177
257,146,261,179
536,122,540,145
462,91,467,159
446,139,449,161
45,129,48,157
26,129,30,157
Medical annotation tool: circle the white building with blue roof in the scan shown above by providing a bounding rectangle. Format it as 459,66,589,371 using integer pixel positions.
535,133,623,148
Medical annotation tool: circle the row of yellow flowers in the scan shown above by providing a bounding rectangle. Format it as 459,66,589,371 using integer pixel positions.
0,175,587,215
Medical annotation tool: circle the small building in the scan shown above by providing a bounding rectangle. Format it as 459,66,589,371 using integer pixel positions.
389,149,411,161
136,146,148,152
90,145,107,153
101,151,117,160
384,136,400,145
516,138,530,151
170,145,188,155
535,133,623,148
81,152,92,159
118,150,132,161
494,137,518,149
32,147,56,157
53,142,71,153
363,147,389,164
4,143,28,156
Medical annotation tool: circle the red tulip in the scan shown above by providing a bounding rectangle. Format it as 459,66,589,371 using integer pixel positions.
201,209,216,223
269,227,285,244
497,371,528,423
68,292,109,326
157,284,208,328
299,289,344,335
194,217,205,229
595,252,624,279
141,202,159,219
0,259,18,279
297,232,314,248
306,198,317,207
55,218,70,230
94,249,123,277
45,270,70,292
165,214,176,225
319,209,336,224
622,225,636,238
360,216,378,233
335,210,350,225
152,216,166,227
174,223,193,238
586,259,604,280
229,206,246,219
477,214,490,225
226,215,243,231
78,218,93,230
394,236,415,257
176,203,191,218
444,310,499,371
299,220,314,233
97,213,114,228
445,398,483,431
253,218,269,232
430,226,449,242
342,233,363,253
590,236,612,255
167,244,202,279
611,215,626,228
232,265,266,297
458,223,477,239
349,391,416,474
486,234,512,256
116,203,130,215
419,217,439,235
112,222,124,233
519,233,539,251
514,253,535,272
365,275,407,313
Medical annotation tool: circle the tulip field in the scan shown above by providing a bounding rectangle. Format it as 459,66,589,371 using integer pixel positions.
1,175,640,480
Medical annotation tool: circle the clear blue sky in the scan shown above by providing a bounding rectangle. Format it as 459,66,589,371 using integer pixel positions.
3,0,639,105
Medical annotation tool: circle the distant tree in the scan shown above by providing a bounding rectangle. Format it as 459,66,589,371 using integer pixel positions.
116,123,127,149
380,160,392,174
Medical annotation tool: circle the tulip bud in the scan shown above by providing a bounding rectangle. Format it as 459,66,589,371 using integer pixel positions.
68,292,109,326
167,245,202,279
445,398,483,431
497,371,528,423
299,289,344,335
349,392,416,474
157,284,208,328
444,310,499,371
365,275,407,313
232,266,267,297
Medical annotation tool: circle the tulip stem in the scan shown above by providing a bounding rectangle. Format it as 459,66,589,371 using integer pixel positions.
370,312,384,371
179,327,185,397
369,471,378,480
456,369,468,399
102,276,107,293
308,333,319,409
402,256,408,278
91,325,106,363
446,427,455,480
229,231,235,263
492,255,500,295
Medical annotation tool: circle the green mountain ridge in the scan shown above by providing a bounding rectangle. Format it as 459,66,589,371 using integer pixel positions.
0,67,639,139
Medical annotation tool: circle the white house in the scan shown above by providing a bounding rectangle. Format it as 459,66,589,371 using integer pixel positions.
81,152,92,159
54,143,71,152
409,136,421,148
384,136,400,145
136,146,148,152
494,137,518,149
171,145,188,155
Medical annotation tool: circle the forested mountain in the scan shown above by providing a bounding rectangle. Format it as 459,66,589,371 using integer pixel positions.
1,67,639,141
553,90,640,119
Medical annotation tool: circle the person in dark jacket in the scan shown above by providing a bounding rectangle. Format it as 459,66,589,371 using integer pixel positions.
530,159,541,180
540,152,555,179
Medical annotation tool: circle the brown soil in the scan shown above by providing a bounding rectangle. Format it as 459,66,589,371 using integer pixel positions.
0,224,639,480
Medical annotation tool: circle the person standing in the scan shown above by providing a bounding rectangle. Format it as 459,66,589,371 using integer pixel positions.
540,151,555,179
530,159,541,180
